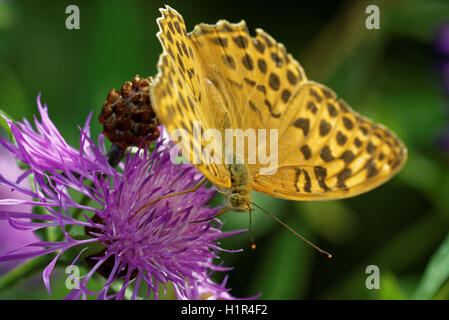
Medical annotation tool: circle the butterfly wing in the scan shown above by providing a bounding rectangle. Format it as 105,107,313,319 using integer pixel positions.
151,6,231,188
252,81,407,200
152,5,308,188
152,6,407,201
182,9,407,200
187,17,308,133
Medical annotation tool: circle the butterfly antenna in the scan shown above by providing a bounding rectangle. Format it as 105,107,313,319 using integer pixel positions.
246,201,256,250
250,202,332,258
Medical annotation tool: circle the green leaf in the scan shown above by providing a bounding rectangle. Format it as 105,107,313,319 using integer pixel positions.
378,271,405,300
0,108,13,141
0,254,54,293
0,1,16,30
300,201,360,243
434,279,449,300
414,232,449,299
248,205,313,299
385,0,449,41
323,213,448,299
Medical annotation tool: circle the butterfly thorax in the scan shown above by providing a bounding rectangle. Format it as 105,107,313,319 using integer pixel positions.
216,163,252,212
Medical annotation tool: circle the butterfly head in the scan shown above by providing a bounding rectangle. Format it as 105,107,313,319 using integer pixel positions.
226,192,252,211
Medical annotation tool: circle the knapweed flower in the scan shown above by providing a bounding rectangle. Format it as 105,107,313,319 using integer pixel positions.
0,95,245,300
0,143,38,272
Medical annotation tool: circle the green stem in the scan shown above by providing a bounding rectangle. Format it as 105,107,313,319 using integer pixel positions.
93,274,136,300
0,254,54,293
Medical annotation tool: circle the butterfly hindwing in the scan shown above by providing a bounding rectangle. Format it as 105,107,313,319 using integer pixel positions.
252,82,407,200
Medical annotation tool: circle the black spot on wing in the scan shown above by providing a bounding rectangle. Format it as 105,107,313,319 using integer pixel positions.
294,118,309,136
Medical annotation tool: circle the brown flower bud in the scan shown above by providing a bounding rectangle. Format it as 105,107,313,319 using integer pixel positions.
99,75,160,149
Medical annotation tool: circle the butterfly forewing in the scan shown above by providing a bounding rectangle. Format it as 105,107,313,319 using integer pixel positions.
189,19,308,133
151,6,231,188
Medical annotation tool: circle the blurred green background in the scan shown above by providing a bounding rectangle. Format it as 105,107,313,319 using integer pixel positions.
1,0,449,299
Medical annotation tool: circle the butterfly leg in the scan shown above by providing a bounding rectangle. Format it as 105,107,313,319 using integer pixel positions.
156,176,208,201
189,207,231,224
130,177,208,220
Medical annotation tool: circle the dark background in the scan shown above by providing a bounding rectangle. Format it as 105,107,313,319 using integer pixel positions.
1,0,449,299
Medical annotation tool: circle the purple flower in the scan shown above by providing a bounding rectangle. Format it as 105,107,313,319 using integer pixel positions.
0,144,39,272
0,95,245,300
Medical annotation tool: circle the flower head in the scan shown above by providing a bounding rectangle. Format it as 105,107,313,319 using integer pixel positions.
0,95,244,299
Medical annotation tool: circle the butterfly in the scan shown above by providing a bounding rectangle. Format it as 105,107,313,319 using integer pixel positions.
149,5,407,214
